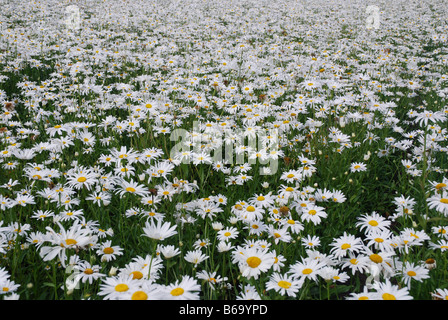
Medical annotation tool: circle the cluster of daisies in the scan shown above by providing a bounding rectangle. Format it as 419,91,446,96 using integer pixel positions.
0,0,448,300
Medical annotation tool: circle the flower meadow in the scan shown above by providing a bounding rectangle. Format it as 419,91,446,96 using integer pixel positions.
0,0,448,301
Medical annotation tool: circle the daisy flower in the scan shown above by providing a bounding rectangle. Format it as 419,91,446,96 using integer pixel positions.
98,274,140,300
65,166,97,191
371,279,413,300
232,246,276,280
184,249,209,267
122,280,163,300
356,212,391,234
236,284,261,300
350,162,367,173
116,179,150,198
142,219,177,241
300,204,327,225
158,244,181,259
74,261,106,284
427,190,448,216
217,227,239,242
301,235,321,249
365,229,395,252
160,275,201,300
266,272,304,297
339,253,372,275
431,288,448,300
396,261,430,288
330,232,364,259
196,270,228,291
289,257,327,282
96,240,124,262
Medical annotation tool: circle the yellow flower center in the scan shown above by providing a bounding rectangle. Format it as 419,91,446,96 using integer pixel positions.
440,198,448,204
382,293,396,300
375,238,384,243
65,239,77,246
435,183,447,190
131,291,148,300
224,232,231,237
103,247,114,254
369,254,383,264
341,243,351,250
308,210,317,215
257,196,265,201
246,206,256,212
246,256,262,268
170,288,184,296
407,271,417,277
368,220,378,226
84,268,94,275
302,268,313,275
126,187,136,193
115,284,129,292
130,271,143,280
77,177,87,183
278,281,291,289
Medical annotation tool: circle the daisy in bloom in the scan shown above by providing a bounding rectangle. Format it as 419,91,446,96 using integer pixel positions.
0,278,20,296
129,254,165,281
431,288,448,300
356,212,391,234
196,270,228,291
299,204,327,225
301,235,321,249
267,225,292,245
319,266,350,283
427,190,448,216
96,240,124,262
371,279,413,300
73,260,106,284
339,253,372,275
236,284,261,300
232,246,276,280
429,239,448,252
345,287,377,300
243,220,267,236
280,218,304,234
289,257,327,282
158,244,181,259
217,226,239,242
234,204,264,222
265,272,304,297
142,219,177,241
122,280,163,300
65,166,97,191
248,192,275,208
396,261,430,288
39,221,93,267
432,225,448,239
350,162,367,173
364,229,395,252
116,179,150,198
428,178,448,193
160,275,201,300
329,232,364,259
363,247,396,276
98,274,141,300
184,249,209,267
